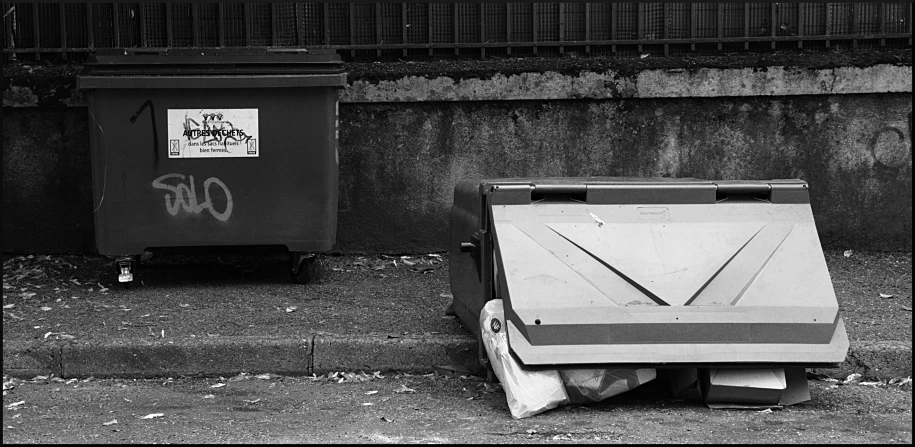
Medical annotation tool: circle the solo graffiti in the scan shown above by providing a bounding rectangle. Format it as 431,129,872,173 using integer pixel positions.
151,173,233,222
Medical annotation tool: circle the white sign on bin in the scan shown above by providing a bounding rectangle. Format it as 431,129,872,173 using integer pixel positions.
167,108,259,158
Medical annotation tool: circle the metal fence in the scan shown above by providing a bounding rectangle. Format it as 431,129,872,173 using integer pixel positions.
3,3,912,62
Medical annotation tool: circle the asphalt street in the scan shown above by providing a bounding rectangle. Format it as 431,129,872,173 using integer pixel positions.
2,372,911,443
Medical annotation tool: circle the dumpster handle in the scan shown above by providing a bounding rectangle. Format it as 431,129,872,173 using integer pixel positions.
129,99,159,167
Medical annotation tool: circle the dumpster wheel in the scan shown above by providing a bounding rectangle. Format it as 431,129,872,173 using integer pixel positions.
290,253,319,284
115,256,136,288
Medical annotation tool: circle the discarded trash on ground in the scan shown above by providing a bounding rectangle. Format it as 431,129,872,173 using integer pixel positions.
480,300,654,419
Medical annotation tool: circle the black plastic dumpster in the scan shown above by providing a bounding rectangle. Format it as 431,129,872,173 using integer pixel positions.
78,48,345,284
450,177,849,406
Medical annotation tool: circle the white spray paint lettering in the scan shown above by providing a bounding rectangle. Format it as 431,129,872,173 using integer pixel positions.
151,173,233,222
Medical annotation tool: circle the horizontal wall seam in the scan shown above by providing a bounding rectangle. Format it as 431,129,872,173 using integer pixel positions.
2,64,912,107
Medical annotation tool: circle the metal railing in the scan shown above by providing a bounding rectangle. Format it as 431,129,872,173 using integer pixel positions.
3,3,912,62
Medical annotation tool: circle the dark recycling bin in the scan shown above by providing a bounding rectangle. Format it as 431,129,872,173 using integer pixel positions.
78,48,346,284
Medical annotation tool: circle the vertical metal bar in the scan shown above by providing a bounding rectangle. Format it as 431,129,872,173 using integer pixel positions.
770,2,776,50
879,2,886,47
453,3,458,56
323,3,330,46
824,2,831,48
217,2,224,47
59,3,67,59
113,3,121,48
376,2,381,58
662,2,668,56
716,3,722,51
165,3,172,47
243,3,250,47
139,3,147,48
428,3,433,56
32,3,39,59
86,3,94,49
637,2,642,53
559,2,565,54
192,3,199,47
402,3,407,57
584,3,590,55
506,3,512,55
797,3,804,49
850,2,856,50
743,2,749,50
611,2,616,53
689,3,695,52
909,1,913,46
532,2,538,55
479,3,485,59
270,3,277,47
349,3,355,57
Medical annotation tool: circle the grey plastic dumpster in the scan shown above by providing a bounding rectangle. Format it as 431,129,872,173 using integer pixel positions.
78,48,345,285
449,177,849,405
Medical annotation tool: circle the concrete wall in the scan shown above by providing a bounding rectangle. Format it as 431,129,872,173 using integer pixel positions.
3,64,912,254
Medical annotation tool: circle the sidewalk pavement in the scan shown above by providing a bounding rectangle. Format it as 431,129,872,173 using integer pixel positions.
2,250,912,380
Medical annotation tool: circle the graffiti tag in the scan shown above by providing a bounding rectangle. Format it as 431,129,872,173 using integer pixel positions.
151,173,234,222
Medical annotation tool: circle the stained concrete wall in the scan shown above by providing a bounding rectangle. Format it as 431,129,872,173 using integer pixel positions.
2,64,912,254
336,95,911,252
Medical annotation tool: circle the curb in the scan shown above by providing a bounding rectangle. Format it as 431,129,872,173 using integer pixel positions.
3,337,910,381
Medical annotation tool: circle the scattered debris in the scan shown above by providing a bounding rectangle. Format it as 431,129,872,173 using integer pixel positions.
202,394,215,399
102,420,118,426
285,306,297,313
243,399,261,405
879,293,894,299
43,332,75,340
228,373,249,382
842,373,862,385
210,383,226,389
381,416,394,423
393,384,416,394
365,390,379,395
140,413,164,420
5,401,25,410
2,304,14,309
433,364,474,378
362,402,374,406
843,250,853,258
255,373,275,380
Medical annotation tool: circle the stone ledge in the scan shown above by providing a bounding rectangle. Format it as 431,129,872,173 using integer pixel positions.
4,64,911,107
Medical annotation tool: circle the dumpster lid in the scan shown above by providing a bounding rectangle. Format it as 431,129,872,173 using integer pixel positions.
84,48,344,76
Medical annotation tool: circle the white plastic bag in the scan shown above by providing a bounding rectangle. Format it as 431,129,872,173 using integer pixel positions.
480,299,569,419
559,368,656,404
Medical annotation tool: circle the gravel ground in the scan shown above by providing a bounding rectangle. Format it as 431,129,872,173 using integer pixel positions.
2,249,910,345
